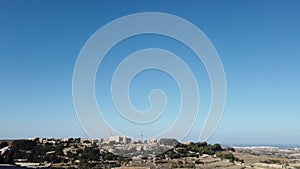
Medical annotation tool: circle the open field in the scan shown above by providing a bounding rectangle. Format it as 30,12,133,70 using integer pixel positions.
122,151,300,169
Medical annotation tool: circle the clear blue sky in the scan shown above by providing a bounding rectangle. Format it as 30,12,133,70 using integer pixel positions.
0,0,299,146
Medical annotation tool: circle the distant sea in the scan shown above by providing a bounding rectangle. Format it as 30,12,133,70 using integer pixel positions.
227,144,300,149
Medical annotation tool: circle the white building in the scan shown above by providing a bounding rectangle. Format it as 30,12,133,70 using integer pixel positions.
108,132,132,144
147,139,157,144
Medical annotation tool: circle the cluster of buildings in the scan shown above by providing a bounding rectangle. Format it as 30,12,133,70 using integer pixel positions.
26,132,160,147
104,132,133,144
101,131,158,145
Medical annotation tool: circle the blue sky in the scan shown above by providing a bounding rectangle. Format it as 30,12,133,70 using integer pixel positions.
0,1,300,146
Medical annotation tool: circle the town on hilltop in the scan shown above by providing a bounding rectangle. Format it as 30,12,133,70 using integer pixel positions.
1,135,300,169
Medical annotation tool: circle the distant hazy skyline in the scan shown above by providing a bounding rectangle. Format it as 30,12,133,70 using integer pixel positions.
0,1,299,146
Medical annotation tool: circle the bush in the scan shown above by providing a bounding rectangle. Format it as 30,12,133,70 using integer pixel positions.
216,152,243,163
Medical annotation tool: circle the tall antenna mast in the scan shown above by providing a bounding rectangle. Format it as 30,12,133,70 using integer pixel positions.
141,130,144,143
109,130,112,139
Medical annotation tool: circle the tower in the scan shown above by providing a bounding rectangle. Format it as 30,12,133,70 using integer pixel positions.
109,130,112,139
141,130,144,143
